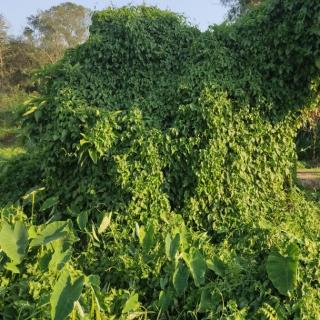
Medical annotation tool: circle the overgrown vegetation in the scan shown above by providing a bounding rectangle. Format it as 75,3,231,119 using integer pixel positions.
1,0,320,319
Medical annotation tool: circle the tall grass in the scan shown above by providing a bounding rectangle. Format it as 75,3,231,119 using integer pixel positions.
0,91,27,161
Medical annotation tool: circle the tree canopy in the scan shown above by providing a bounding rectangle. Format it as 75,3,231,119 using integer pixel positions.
0,14,8,80
0,3,91,93
221,0,262,20
23,2,91,63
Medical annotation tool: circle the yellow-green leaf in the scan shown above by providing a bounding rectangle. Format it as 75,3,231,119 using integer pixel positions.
50,270,84,320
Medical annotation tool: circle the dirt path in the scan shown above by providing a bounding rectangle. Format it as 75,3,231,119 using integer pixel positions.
297,169,320,188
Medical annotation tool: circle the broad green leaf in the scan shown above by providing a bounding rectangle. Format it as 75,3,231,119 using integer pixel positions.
41,196,59,211
122,293,139,313
50,270,84,320
30,221,68,247
88,149,98,164
98,212,111,234
287,243,299,260
135,223,140,238
165,234,171,260
266,243,299,296
158,290,173,312
77,211,88,231
49,246,72,271
79,139,89,146
316,57,320,70
139,224,154,252
28,225,38,238
0,221,28,265
207,256,227,277
184,248,206,287
173,261,189,296
85,275,100,288
5,261,20,274
180,224,191,252
159,277,168,290
198,289,215,312
39,251,53,271
165,233,180,261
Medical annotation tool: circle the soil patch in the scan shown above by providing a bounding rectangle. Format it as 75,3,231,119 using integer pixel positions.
0,133,16,146
297,169,320,189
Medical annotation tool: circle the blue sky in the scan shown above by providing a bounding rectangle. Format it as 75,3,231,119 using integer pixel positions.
1,0,228,36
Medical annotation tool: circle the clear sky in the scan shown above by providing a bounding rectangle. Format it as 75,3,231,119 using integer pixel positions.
1,0,228,36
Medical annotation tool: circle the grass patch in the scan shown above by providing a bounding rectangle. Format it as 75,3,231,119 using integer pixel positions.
297,167,320,173
0,91,27,161
0,146,25,162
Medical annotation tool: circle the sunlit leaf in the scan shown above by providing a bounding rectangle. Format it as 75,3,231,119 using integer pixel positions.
88,149,98,164
50,270,84,320
98,212,111,234
0,221,28,266
29,221,68,247
184,248,206,287
49,242,72,271
165,233,180,261
23,106,37,116
139,223,154,252
122,293,139,314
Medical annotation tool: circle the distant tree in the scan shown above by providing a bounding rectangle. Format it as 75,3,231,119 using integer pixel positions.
0,14,8,80
0,14,41,92
4,38,42,91
221,0,263,21
23,2,91,63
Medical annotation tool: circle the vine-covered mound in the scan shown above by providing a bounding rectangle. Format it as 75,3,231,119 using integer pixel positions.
0,0,320,319
20,1,320,223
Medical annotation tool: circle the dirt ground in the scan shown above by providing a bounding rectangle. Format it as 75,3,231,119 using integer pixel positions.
297,169,320,188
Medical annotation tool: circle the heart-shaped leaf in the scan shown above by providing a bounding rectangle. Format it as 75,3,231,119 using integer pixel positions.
266,243,299,296
184,248,206,287
0,221,28,266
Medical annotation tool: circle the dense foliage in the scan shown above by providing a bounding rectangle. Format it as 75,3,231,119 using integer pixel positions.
1,0,320,319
